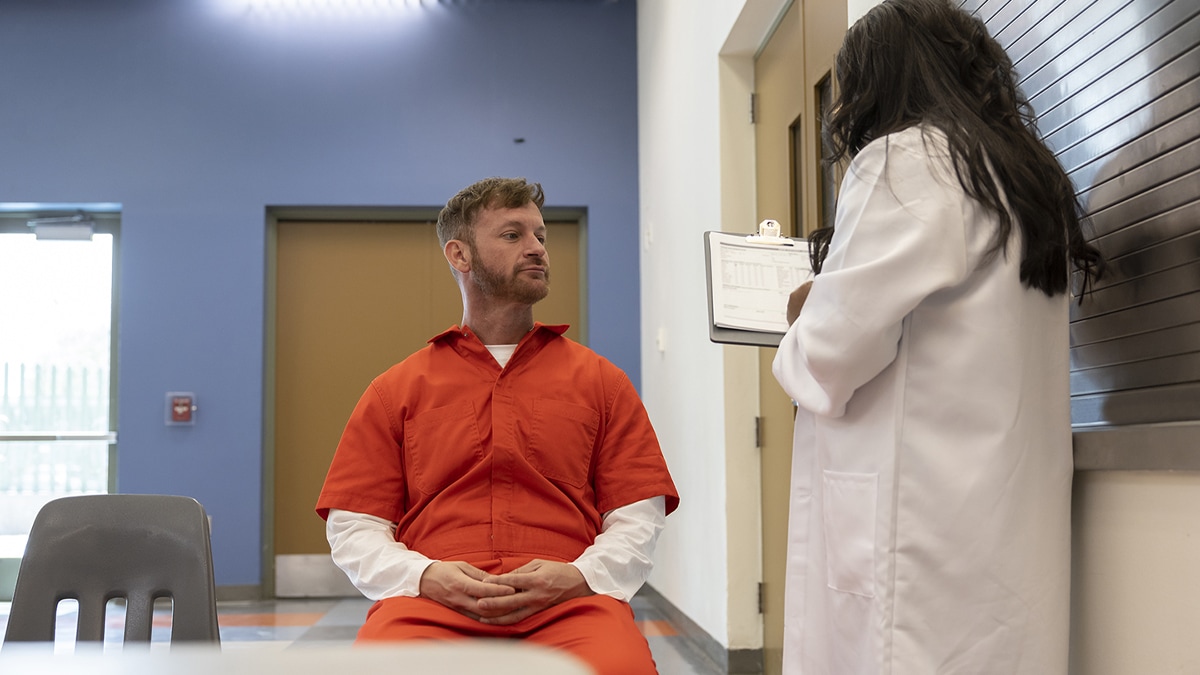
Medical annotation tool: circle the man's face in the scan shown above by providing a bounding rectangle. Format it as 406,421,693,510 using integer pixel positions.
466,201,550,304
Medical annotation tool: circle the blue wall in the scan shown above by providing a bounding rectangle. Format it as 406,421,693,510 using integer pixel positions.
0,0,641,588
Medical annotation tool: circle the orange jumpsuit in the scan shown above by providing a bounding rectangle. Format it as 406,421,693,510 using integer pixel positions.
316,323,679,674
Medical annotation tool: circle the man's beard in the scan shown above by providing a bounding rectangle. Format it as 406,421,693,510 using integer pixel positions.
468,243,550,304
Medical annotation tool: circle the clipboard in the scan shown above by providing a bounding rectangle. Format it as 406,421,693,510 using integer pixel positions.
704,225,812,347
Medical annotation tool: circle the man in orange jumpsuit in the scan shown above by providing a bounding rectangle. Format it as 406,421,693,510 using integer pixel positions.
316,177,679,675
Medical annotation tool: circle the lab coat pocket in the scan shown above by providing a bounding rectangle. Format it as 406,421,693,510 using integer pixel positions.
822,470,877,598
527,398,599,488
405,403,484,495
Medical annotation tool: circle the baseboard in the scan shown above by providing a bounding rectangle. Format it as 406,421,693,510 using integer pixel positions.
216,553,365,602
728,647,766,674
636,584,764,674
216,584,265,602
274,554,364,598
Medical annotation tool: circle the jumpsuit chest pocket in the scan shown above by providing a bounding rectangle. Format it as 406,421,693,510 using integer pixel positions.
404,403,485,495
526,399,600,488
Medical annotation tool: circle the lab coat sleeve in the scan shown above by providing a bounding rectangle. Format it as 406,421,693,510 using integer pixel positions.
773,132,970,417
570,496,666,601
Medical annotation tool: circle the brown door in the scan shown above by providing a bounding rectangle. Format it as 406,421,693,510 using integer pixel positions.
271,217,582,597
754,0,846,671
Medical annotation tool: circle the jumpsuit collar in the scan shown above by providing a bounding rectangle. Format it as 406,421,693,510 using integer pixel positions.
430,323,571,370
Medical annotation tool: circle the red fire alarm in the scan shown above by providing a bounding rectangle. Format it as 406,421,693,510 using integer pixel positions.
166,392,196,426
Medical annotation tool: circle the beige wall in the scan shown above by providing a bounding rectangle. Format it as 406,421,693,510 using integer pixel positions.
1071,470,1200,674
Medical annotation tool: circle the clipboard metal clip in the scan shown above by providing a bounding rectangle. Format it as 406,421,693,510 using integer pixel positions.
745,219,793,246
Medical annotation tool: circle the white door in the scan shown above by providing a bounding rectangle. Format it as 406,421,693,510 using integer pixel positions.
0,213,118,600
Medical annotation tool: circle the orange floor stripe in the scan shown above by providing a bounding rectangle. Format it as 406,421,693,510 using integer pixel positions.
638,619,677,637
216,612,326,627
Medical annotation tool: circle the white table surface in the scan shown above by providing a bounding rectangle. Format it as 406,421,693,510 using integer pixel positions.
0,640,596,674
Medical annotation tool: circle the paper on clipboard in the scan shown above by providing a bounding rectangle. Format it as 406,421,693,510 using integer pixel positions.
706,230,813,336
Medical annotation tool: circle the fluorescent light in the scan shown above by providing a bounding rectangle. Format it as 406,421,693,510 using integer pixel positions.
214,0,430,18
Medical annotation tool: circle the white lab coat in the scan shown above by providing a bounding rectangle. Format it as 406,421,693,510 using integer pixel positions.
773,126,1072,674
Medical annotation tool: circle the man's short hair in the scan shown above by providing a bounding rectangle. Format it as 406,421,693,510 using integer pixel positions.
436,177,546,247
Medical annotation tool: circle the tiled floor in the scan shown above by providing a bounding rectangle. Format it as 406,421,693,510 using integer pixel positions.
0,593,726,674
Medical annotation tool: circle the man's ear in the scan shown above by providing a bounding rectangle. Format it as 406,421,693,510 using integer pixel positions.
445,240,471,275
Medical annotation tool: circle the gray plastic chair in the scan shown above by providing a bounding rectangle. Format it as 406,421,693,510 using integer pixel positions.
3,494,221,645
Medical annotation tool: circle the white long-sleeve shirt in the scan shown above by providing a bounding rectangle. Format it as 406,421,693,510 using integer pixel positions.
326,495,666,602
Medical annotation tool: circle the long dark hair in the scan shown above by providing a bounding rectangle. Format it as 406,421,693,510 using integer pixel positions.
812,0,1103,298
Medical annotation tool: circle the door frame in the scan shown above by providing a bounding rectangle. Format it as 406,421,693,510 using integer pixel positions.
261,205,588,598
749,0,845,670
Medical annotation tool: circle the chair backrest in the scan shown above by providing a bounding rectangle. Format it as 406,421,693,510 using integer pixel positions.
3,494,221,645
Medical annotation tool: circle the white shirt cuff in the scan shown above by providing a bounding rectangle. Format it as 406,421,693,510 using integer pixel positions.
326,508,435,601
570,495,666,601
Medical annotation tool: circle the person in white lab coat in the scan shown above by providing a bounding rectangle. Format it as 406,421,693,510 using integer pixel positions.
772,1,1104,673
